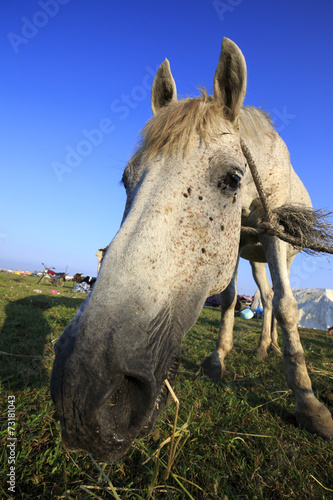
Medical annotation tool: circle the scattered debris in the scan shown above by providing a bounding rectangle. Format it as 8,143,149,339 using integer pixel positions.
73,282,91,293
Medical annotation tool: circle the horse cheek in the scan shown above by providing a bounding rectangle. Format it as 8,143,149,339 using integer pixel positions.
211,192,242,294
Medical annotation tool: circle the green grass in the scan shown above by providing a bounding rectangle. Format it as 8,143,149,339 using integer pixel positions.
0,272,332,499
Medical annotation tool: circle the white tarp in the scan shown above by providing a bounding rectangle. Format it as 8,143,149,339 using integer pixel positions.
251,288,333,331
293,288,333,330
251,290,263,312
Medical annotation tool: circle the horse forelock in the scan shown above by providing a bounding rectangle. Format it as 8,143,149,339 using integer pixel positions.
130,91,275,164
135,92,230,161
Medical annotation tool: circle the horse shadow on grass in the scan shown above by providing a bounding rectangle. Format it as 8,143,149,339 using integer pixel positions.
0,294,84,390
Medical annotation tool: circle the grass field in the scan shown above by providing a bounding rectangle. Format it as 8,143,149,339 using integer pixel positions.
1,272,332,499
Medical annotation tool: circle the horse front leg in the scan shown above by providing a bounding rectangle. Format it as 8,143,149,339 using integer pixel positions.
262,235,333,438
200,257,239,379
250,261,281,359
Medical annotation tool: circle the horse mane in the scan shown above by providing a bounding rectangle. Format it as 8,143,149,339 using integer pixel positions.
133,90,275,161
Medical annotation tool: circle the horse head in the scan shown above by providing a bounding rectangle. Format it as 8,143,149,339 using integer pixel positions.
51,38,249,461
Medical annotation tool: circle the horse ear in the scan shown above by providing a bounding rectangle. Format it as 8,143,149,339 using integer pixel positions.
213,38,247,123
151,59,177,115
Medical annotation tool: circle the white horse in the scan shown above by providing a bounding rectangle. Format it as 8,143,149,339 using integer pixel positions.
51,38,333,462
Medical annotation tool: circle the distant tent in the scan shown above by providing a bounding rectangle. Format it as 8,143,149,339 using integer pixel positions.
251,290,262,311
293,288,333,330
252,288,333,331
96,246,108,273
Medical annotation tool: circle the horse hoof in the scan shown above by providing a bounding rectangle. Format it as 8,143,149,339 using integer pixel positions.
295,400,333,439
199,352,223,379
254,347,268,360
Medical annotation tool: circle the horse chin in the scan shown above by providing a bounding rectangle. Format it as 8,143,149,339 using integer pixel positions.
57,352,181,462
138,352,181,437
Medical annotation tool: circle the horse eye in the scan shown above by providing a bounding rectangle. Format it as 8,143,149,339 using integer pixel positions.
224,173,241,190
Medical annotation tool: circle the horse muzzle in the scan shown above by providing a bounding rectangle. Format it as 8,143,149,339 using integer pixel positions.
51,337,181,461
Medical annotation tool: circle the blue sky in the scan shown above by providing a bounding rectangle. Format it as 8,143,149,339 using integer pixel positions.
1,0,333,294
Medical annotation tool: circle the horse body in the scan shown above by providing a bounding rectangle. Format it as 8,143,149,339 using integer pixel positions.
201,109,312,369
51,38,333,462
240,119,312,358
